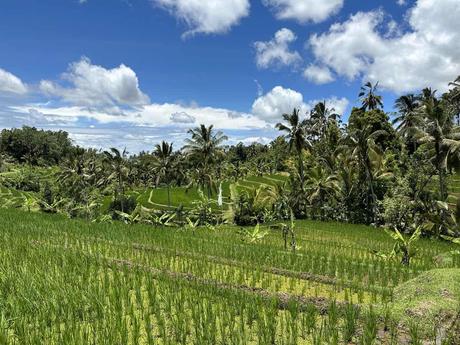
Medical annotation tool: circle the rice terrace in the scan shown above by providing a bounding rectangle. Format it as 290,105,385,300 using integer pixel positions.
1,0,460,344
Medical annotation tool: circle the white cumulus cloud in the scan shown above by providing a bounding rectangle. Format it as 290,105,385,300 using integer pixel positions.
151,0,250,37
307,0,460,93
262,0,343,23
252,86,349,122
254,28,302,69
252,86,309,122
0,68,28,95
39,57,149,110
303,64,335,84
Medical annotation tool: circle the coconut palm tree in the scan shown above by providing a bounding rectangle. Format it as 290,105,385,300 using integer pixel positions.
183,124,227,197
152,141,174,207
359,82,383,111
449,76,460,102
309,101,340,139
305,165,340,220
103,148,129,211
416,94,460,200
393,94,423,153
184,124,227,163
448,76,460,125
343,122,388,222
276,109,310,189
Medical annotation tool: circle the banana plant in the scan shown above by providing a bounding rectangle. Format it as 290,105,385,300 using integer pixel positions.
423,200,457,237
21,193,40,213
383,226,422,265
183,217,200,233
152,212,176,227
241,223,269,244
93,214,113,224
115,205,155,225
74,199,101,221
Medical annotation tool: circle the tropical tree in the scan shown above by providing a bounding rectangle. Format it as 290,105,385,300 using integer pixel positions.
183,124,227,197
449,76,460,93
309,101,340,139
336,152,357,221
305,165,340,220
57,152,102,205
416,93,460,200
226,161,248,182
423,200,457,237
342,122,388,222
276,109,310,189
152,141,174,206
421,87,437,102
359,82,383,111
103,148,130,212
393,94,423,153
448,76,460,125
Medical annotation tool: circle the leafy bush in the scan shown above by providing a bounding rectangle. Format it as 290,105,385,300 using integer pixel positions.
16,173,41,192
108,195,137,220
382,194,416,231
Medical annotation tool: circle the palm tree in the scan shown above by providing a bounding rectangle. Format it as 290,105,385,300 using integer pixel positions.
450,76,460,90
448,76,460,125
336,152,357,221
421,87,437,102
152,141,174,207
359,82,383,111
393,94,423,153
343,122,388,222
416,93,460,200
103,148,129,211
276,109,310,189
183,124,227,197
309,101,340,139
305,165,339,220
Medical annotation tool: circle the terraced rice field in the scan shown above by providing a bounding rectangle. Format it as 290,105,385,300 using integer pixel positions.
0,209,458,344
104,174,289,211
0,186,34,209
447,174,460,209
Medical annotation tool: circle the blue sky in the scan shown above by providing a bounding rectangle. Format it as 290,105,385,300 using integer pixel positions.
0,0,459,152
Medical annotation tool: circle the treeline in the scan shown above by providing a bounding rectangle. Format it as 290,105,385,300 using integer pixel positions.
0,126,74,165
0,77,460,239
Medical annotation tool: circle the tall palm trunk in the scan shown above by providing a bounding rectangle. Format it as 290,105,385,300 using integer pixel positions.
363,152,377,223
297,150,305,191
435,141,447,201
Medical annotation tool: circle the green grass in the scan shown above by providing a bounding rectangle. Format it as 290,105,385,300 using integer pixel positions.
389,269,460,334
0,208,459,344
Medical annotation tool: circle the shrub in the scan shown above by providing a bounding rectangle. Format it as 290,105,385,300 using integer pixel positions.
382,194,416,232
108,195,137,220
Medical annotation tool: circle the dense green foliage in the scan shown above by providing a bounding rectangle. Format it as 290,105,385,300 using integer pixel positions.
0,126,74,166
